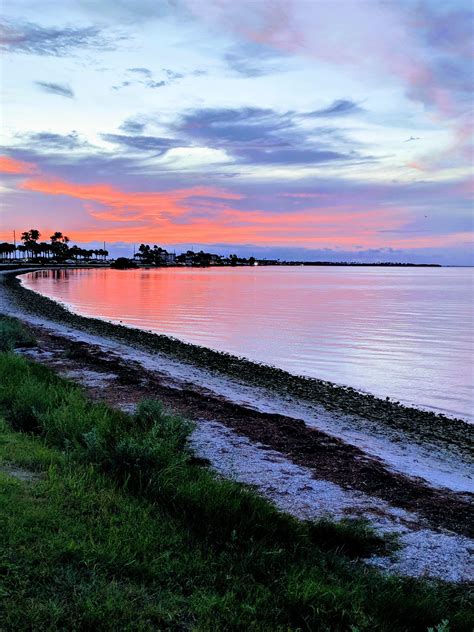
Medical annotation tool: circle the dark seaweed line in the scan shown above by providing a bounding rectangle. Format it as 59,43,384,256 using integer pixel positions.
6,270,473,452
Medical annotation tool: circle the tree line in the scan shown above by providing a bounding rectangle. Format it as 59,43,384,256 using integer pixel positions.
133,244,257,267
0,230,109,262
1,231,262,267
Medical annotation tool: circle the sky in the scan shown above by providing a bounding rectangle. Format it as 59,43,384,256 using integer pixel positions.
0,0,473,263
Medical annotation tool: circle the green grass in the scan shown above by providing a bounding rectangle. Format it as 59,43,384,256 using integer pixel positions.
0,319,472,630
0,315,36,352
0,353,384,556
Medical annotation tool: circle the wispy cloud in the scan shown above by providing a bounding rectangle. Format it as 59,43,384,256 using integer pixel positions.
127,67,153,77
119,117,148,134
307,99,363,118
0,19,119,56
185,0,472,169
35,81,74,98
223,42,285,77
113,66,202,91
101,133,184,154
19,131,85,150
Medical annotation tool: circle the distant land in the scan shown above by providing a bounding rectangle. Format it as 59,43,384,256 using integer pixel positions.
1,231,442,268
257,261,442,267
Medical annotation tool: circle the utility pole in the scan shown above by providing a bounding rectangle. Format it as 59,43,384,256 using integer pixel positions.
13,230,16,248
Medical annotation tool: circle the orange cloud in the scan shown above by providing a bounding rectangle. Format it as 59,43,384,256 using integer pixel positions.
21,177,243,221
0,156,37,175
6,171,412,248
50,204,409,249
4,170,469,252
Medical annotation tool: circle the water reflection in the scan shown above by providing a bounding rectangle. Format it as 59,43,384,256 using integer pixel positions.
22,266,474,421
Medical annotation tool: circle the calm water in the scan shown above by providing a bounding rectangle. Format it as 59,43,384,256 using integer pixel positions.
22,267,474,422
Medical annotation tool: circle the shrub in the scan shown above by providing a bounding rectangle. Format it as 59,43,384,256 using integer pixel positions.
110,257,137,269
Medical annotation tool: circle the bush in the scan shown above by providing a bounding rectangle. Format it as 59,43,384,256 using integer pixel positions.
110,257,137,269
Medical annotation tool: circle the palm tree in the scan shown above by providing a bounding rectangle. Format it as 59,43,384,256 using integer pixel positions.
135,244,151,264
38,242,52,259
0,242,16,261
17,245,27,260
69,245,81,262
21,229,40,243
50,232,70,245
21,229,41,259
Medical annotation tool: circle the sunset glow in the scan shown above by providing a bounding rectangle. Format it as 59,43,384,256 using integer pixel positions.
1,2,474,613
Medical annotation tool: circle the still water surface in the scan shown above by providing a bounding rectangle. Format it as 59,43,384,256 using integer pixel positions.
22,267,474,421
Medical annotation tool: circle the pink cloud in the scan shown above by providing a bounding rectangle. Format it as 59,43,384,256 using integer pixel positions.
185,0,472,168
0,155,37,175
20,177,243,222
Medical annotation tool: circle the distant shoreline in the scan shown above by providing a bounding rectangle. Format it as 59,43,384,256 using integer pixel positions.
0,261,443,270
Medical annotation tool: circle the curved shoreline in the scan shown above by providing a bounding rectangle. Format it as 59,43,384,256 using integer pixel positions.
2,268,474,581
5,269,473,453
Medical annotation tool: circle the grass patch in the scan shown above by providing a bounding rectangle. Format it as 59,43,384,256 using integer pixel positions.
0,315,36,352
0,415,62,473
0,349,472,630
0,354,385,556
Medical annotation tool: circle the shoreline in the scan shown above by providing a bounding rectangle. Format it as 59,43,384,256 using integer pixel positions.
7,269,473,445
0,261,445,269
2,314,473,581
1,350,472,629
1,268,473,582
